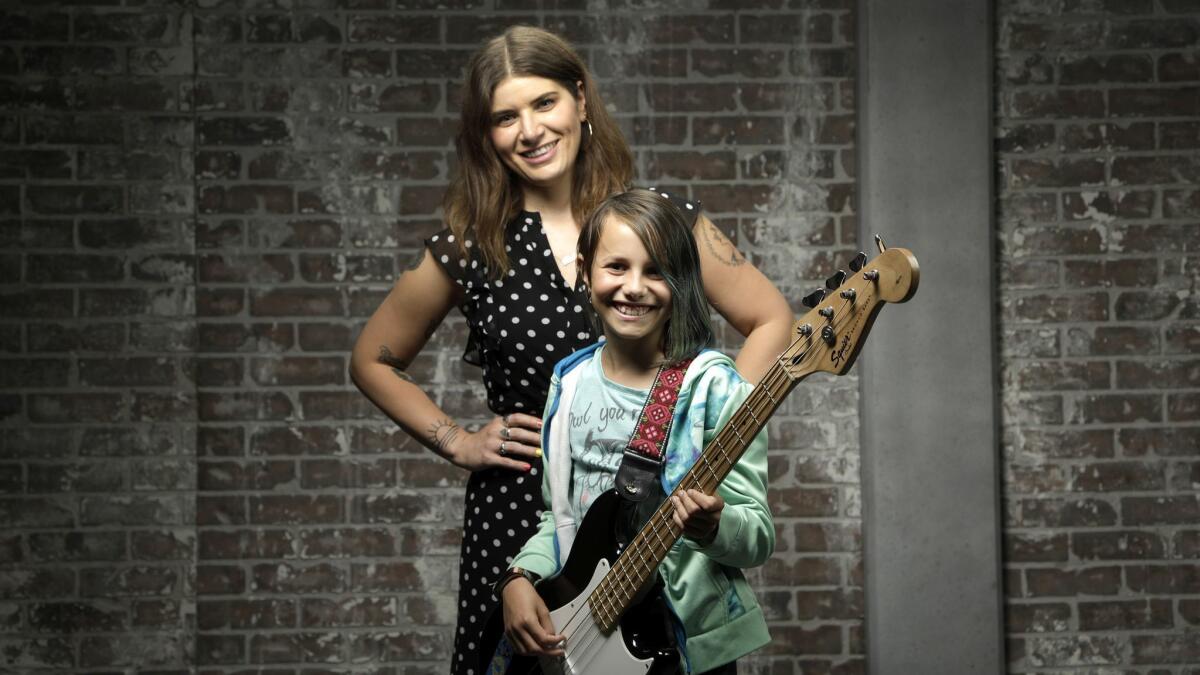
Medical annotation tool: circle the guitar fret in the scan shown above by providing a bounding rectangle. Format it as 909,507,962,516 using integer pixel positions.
699,453,720,485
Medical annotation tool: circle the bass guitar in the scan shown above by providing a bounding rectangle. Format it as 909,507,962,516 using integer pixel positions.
480,239,920,675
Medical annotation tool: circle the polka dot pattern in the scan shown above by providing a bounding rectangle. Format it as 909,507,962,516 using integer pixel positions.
423,199,699,673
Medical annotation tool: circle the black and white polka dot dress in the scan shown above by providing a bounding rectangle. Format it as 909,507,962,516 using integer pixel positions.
424,191,698,675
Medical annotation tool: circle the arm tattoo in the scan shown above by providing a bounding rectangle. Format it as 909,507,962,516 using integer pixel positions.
377,345,414,383
699,220,747,267
426,417,462,454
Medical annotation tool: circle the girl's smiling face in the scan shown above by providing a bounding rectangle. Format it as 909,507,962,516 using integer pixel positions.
585,216,673,359
489,76,586,193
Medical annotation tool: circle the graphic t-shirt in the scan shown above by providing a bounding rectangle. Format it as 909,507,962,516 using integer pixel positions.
567,346,649,521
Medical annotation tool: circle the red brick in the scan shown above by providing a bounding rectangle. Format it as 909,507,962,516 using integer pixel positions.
28,601,126,632
1013,361,1110,390
1012,497,1118,528
1011,292,1108,322
302,597,396,627
251,495,341,525
1066,326,1159,357
1131,633,1200,665
197,599,296,630
1168,392,1200,421
795,590,863,621
299,527,396,558
1109,87,1200,117
1072,394,1162,424
1072,531,1166,560
1025,566,1121,597
252,562,344,594
1006,602,1071,633
198,529,296,560
1061,122,1155,152
1006,533,1069,562
761,556,841,586
1007,90,1105,119
1123,495,1200,525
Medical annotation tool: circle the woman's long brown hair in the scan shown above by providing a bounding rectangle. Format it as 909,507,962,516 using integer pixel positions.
443,25,633,277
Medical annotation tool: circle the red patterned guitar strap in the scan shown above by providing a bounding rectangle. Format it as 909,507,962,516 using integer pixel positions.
615,356,694,503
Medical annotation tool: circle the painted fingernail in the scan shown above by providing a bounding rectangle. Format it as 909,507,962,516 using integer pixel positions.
524,464,532,472
535,449,543,458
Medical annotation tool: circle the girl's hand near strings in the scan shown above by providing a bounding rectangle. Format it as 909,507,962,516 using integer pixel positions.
671,489,724,546
448,412,543,473
502,577,565,656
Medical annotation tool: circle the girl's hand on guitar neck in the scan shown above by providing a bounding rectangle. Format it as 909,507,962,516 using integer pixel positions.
502,578,566,657
671,489,724,546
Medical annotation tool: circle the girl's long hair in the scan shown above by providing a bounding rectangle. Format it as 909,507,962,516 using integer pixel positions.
578,189,714,363
444,25,633,277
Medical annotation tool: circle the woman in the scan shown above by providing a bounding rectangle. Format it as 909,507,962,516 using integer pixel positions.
349,25,792,674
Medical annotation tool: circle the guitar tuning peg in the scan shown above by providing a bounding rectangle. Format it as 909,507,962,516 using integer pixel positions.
826,269,847,290
802,287,826,308
848,251,867,272
875,234,887,254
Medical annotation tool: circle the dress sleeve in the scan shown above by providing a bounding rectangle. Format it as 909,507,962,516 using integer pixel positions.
423,227,484,365
646,186,702,229
423,227,473,289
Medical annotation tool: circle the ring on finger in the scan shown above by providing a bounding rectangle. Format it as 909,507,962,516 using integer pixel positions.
501,426,510,440
499,441,507,456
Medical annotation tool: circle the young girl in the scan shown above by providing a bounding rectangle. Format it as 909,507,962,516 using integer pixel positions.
497,189,774,674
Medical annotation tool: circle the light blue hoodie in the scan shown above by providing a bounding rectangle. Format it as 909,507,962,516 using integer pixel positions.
510,343,774,672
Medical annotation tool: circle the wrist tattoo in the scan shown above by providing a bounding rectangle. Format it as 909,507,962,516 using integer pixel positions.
700,220,747,267
426,417,462,454
378,345,414,383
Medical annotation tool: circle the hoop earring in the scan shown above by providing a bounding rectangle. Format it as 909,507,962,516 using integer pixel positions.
584,120,593,141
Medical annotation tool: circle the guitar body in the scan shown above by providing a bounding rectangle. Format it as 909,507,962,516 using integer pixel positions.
478,489,680,675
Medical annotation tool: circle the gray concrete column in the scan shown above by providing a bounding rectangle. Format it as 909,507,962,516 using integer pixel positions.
856,1,1004,673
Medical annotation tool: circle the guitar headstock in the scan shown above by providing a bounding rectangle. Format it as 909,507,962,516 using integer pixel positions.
779,239,919,381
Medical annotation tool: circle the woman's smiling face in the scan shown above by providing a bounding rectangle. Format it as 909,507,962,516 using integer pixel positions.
489,76,586,193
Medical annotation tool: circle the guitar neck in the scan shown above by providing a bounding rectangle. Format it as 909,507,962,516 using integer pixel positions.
583,244,920,633
587,359,800,632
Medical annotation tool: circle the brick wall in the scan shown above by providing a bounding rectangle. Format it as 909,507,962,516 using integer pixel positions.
2,2,860,672
997,0,1200,672
0,2,197,670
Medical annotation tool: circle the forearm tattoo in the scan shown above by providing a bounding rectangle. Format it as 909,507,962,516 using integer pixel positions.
700,220,747,267
426,417,462,455
377,345,414,383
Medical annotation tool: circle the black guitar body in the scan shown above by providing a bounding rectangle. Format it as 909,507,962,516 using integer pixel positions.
476,489,681,675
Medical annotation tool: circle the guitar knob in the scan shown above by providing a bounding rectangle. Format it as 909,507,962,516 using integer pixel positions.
822,325,836,345
840,288,856,301
849,251,867,272
818,306,834,320
802,288,826,308
826,270,846,289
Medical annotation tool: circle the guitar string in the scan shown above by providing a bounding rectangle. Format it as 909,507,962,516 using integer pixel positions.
540,291,866,668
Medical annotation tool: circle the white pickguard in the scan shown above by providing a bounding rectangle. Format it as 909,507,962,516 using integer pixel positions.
537,559,656,675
